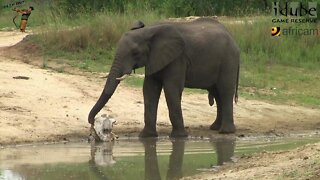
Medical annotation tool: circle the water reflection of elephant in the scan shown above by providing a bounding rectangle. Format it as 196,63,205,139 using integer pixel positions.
89,141,116,180
142,137,235,180
90,141,116,166
142,138,184,180
88,138,235,180
211,137,236,166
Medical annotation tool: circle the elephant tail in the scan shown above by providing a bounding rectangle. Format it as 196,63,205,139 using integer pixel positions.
235,64,239,104
208,92,214,106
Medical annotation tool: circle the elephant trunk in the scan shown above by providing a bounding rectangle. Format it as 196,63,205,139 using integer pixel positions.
88,58,123,124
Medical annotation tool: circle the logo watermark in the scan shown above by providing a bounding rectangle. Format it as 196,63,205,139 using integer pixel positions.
271,27,281,36
272,2,317,18
271,26,319,36
271,1,319,37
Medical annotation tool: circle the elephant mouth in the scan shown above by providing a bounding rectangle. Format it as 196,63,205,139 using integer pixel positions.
102,73,130,81
116,64,140,81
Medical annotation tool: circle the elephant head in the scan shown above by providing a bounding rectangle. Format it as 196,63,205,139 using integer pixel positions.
88,22,184,124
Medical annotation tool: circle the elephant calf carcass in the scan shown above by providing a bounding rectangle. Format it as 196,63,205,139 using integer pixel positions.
89,114,117,142
88,18,240,138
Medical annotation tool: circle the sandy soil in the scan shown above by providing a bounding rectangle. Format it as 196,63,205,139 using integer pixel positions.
0,31,319,179
184,142,320,180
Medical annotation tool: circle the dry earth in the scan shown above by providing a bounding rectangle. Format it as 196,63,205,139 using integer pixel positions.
0,31,319,179
184,142,320,180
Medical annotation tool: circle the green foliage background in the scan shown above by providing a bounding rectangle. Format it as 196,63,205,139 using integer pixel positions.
53,0,271,16
0,0,282,16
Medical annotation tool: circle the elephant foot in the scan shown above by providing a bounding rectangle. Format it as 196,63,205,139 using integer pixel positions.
219,124,236,134
170,129,188,138
139,128,158,138
210,121,221,131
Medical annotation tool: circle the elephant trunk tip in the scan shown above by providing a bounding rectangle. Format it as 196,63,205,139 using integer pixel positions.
88,114,95,125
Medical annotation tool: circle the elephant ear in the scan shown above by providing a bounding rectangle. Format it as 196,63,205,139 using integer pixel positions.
145,25,184,76
130,20,145,30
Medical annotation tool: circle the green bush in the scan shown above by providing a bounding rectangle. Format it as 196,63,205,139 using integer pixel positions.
54,0,272,17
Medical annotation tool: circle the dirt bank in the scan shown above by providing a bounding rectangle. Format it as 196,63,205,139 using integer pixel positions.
184,142,320,180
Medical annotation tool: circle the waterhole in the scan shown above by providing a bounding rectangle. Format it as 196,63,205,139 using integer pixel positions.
0,134,319,180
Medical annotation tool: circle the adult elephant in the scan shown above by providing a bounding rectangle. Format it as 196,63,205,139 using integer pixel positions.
88,18,240,138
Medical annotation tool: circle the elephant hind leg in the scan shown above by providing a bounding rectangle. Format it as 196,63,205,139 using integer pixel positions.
210,87,236,133
210,88,222,130
216,87,236,134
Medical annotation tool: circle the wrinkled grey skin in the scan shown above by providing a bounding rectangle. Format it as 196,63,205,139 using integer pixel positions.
88,18,240,138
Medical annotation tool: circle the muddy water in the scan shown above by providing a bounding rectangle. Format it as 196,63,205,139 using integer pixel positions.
0,135,319,180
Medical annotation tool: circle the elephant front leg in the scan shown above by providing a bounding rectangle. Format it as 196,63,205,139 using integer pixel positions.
163,82,188,138
140,77,162,138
